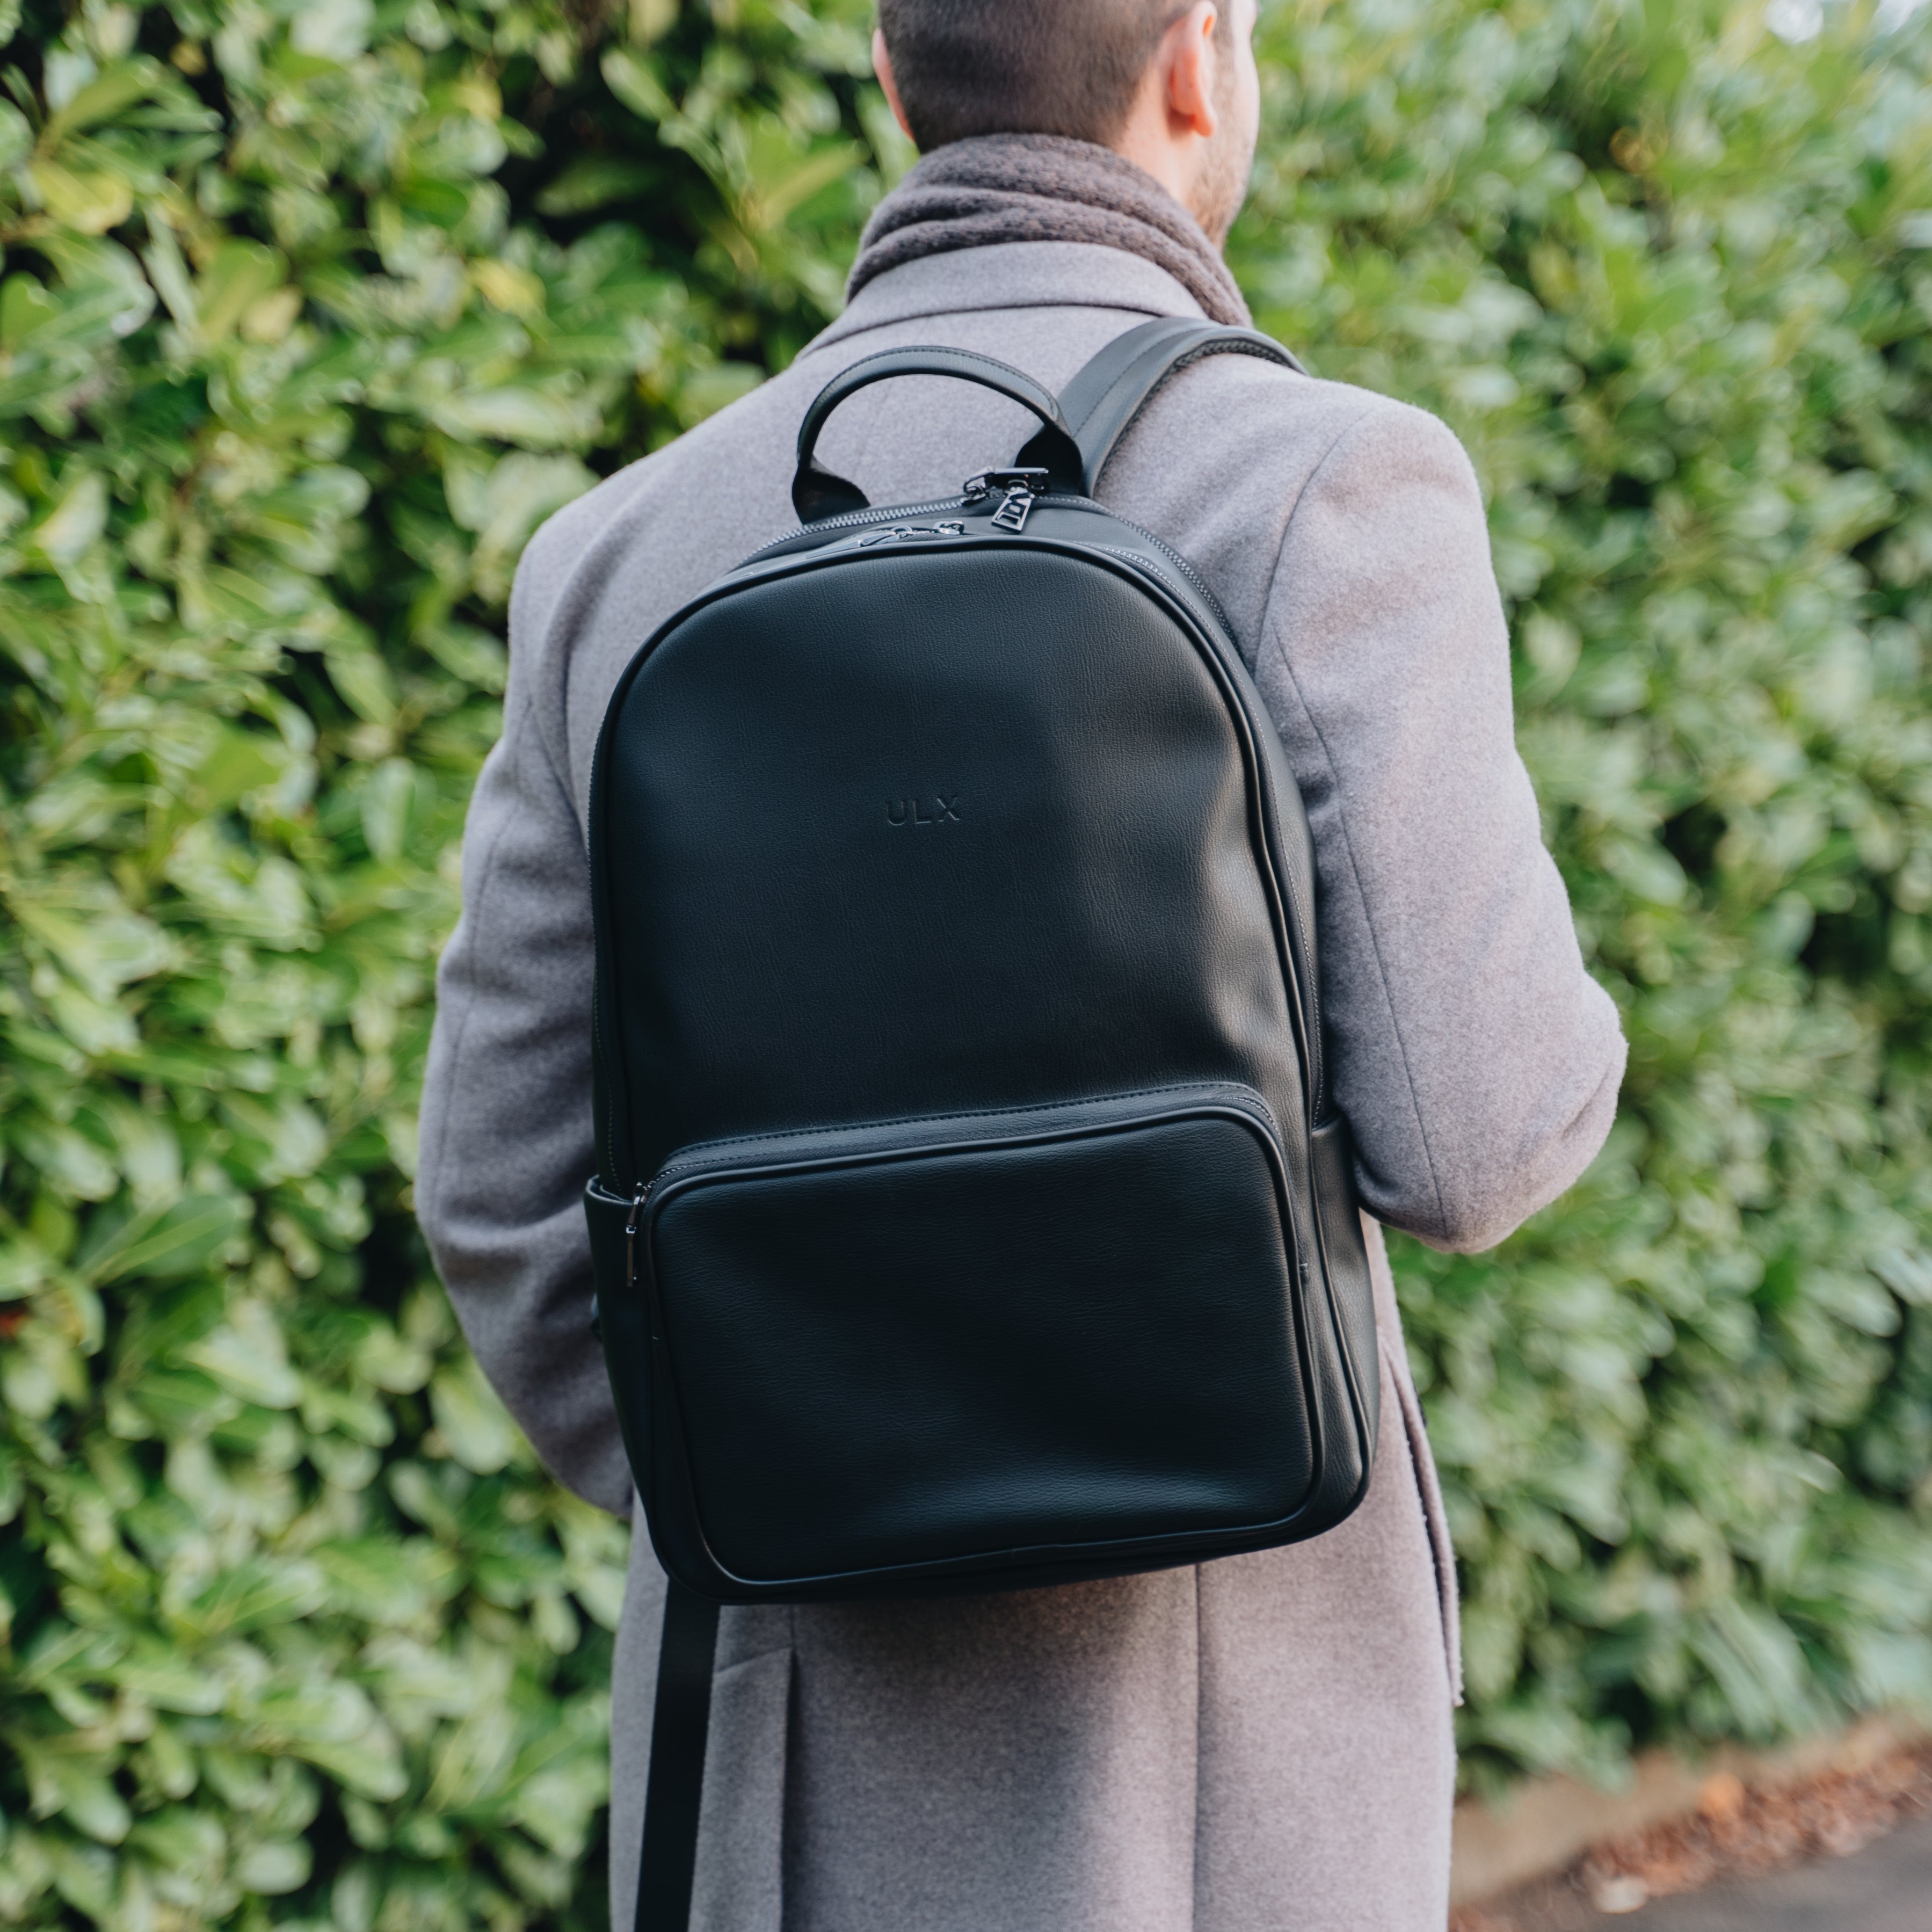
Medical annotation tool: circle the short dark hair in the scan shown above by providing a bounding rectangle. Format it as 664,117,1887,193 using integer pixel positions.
878,0,1214,150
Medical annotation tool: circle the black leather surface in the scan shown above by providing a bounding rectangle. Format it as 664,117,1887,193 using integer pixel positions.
586,321,1376,1603
600,549,1290,1183
655,1102,1311,1585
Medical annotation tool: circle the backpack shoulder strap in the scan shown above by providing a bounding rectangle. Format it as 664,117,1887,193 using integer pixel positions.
1019,317,1309,495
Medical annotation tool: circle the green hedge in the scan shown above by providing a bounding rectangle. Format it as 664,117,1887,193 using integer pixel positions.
0,0,1928,1923
1231,0,1932,1792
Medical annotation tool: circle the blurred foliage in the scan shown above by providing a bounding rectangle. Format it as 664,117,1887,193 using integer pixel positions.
2,0,1931,1921
1232,0,1932,1793
0,0,897,1924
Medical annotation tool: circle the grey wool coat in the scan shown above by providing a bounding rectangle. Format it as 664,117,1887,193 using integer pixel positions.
417,240,1627,1931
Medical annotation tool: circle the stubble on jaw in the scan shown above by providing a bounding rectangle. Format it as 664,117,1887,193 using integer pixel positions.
1191,62,1256,244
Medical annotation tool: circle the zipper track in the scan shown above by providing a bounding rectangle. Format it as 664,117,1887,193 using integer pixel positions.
743,492,1232,636
742,495,972,561
1097,508,1233,637
638,1081,1284,1210
588,848,618,1182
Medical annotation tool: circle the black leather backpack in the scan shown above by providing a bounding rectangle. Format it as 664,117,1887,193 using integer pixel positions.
582,317,1378,1928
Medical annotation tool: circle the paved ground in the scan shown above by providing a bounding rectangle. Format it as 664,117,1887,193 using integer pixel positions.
1459,1812,1932,1931
1615,1812,1932,1930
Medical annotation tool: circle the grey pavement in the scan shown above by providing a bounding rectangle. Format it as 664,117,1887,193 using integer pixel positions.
1613,1813,1932,1930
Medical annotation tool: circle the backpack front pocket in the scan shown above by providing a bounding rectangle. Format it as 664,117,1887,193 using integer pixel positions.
609,1084,1318,1590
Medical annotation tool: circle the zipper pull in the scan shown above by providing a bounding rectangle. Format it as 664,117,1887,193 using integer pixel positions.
625,1181,648,1291
962,468,1048,533
962,467,1048,500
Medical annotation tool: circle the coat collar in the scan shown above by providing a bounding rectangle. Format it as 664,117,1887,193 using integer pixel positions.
798,241,1205,362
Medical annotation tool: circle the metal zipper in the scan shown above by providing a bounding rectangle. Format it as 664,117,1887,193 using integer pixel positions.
1105,514,1234,638
626,1181,648,1291
744,489,1230,635
638,1081,1284,1209
741,495,974,562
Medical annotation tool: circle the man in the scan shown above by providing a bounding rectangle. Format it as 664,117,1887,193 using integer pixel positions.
417,1,1626,1925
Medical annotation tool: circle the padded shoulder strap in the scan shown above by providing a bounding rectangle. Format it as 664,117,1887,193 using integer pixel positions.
1019,318,1308,495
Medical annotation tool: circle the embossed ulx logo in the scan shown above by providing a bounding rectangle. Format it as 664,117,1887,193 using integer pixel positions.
887,796,962,826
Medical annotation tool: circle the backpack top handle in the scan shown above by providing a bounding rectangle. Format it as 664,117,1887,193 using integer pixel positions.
791,345,1086,522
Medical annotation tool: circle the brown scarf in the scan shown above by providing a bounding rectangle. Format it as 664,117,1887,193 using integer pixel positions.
847,133,1251,329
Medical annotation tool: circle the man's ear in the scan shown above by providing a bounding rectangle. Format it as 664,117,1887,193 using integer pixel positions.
872,27,917,143
1161,0,1222,140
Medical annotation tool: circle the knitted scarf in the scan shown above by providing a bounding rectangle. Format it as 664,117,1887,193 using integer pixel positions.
846,133,1251,329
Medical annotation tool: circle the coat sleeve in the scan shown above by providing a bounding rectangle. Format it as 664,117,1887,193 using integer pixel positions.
415,547,633,1515
1252,397,1626,1253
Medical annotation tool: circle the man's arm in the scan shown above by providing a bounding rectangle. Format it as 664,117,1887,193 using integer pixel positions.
416,558,631,1515
1254,397,1626,1253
